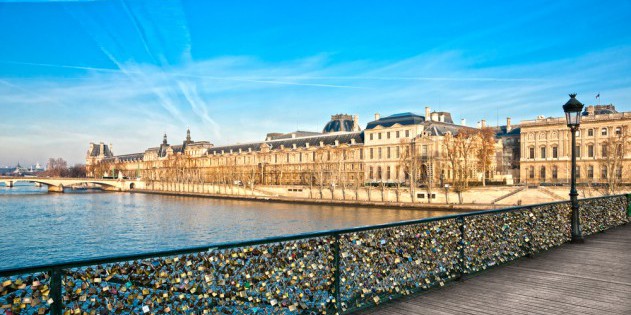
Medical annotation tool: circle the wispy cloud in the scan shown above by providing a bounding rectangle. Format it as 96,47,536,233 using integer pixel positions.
1,0,630,166
1,46,630,166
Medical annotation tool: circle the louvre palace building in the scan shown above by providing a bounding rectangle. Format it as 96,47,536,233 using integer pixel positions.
87,104,630,192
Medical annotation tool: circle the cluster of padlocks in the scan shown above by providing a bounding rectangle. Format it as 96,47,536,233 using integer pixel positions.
1,195,629,314
579,195,629,235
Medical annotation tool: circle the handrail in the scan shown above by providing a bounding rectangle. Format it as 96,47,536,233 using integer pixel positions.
0,194,623,276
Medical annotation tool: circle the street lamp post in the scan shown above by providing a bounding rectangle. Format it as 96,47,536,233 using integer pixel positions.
563,93,584,243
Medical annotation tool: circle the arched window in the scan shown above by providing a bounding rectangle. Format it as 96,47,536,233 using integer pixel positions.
602,165,608,179
540,166,546,180
386,166,391,180
529,166,534,179
377,166,382,180
552,166,558,179
369,166,374,179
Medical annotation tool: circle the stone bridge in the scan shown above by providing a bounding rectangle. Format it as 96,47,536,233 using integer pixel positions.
0,177,140,193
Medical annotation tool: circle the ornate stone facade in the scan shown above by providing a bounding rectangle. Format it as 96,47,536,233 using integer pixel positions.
519,105,631,186
87,110,508,191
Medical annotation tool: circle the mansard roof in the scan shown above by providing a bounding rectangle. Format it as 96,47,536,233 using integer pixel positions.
423,121,467,136
116,153,144,162
365,112,425,130
495,125,521,137
208,131,364,155
266,131,322,140
89,144,113,157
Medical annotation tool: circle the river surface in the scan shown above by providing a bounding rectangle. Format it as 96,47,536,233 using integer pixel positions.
0,183,455,269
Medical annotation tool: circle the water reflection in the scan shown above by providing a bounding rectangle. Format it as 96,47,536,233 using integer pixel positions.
0,183,455,269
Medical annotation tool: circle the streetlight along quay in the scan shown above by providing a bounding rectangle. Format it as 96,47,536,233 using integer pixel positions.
563,93,584,243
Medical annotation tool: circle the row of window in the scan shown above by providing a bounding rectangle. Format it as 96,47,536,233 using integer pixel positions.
528,146,560,159
368,129,411,141
368,165,402,180
528,143,622,159
582,127,623,137
528,165,623,179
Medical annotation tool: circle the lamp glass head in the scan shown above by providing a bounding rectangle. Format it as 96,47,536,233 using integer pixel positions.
563,93,584,127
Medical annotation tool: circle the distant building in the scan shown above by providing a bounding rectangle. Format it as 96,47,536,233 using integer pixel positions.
86,142,114,177
519,104,631,185
87,108,510,189
494,117,521,183
0,162,43,177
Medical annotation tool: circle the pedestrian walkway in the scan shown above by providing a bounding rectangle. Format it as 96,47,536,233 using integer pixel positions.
355,223,631,315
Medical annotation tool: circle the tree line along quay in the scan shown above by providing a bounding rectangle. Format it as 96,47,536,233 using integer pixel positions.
83,104,631,206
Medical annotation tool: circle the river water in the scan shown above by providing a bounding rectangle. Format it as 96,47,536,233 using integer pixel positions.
0,183,455,269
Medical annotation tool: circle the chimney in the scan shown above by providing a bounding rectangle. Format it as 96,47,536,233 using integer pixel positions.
109,143,113,155
425,107,431,121
460,118,466,126
353,115,360,131
374,113,380,121
506,117,512,132
99,143,104,157
587,105,595,116
439,114,445,122
481,120,486,128
291,133,296,138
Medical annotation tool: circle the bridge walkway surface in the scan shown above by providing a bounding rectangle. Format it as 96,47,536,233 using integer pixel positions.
354,223,631,315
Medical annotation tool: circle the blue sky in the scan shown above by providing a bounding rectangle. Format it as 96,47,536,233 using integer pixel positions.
0,0,630,165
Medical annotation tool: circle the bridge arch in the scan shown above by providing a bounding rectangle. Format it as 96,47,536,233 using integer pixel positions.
1,178,126,192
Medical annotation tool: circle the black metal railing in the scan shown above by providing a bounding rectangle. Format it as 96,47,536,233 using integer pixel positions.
1,194,629,314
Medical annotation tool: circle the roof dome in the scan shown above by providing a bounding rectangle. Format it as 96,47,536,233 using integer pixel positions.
323,114,361,133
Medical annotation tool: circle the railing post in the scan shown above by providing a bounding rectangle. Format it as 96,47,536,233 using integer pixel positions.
457,216,466,279
50,268,63,315
332,234,341,313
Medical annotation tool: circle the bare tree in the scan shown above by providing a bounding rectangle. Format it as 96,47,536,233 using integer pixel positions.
44,158,68,177
443,128,477,204
476,127,497,187
399,139,417,202
601,126,630,194
68,164,87,178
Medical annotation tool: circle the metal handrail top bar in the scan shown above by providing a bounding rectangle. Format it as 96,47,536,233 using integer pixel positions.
0,194,626,277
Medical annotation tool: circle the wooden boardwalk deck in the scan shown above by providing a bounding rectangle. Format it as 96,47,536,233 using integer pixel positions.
355,223,631,315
